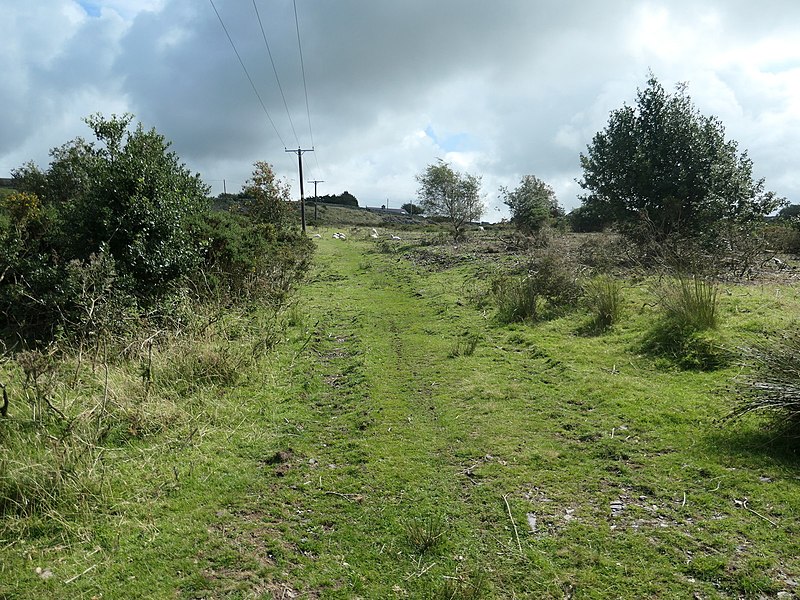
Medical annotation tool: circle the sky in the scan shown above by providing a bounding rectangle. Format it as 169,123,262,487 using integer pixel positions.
2,0,799,220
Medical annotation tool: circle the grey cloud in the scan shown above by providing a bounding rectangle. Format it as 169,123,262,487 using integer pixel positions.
2,0,799,212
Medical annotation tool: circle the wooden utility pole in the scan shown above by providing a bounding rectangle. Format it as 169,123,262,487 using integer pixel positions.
307,179,324,222
285,147,313,233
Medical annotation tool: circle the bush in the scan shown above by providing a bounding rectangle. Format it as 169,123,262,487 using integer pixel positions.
492,248,583,323
728,329,800,432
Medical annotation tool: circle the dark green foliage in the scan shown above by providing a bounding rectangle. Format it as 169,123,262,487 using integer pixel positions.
729,329,800,432
56,114,209,295
501,175,562,233
188,209,313,307
579,76,783,251
568,203,610,233
401,202,423,215
0,116,313,338
777,204,800,220
315,190,359,207
1,114,209,334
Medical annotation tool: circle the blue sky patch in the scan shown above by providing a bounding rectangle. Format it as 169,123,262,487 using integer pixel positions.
425,125,473,152
76,0,101,17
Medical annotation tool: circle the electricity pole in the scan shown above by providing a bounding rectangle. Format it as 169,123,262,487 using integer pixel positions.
307,179,324,222
285,147,314,233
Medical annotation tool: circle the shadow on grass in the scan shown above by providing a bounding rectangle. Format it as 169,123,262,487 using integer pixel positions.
707,419,800,470
638,320,731,371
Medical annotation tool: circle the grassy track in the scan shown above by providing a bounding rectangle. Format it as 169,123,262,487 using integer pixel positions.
3,232,799,598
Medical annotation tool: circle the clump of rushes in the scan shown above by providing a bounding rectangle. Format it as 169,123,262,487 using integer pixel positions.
583,274,622,332
659,275,718,331
642,275,726,370
403,513,449,555
728,329,800,433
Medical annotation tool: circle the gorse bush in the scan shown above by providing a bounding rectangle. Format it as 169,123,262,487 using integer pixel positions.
1,115,313,339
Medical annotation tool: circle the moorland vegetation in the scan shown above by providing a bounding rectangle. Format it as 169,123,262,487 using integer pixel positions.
1,77,799,598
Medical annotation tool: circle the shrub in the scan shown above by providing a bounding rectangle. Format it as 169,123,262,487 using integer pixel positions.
728,329,800,432
492,248,582,323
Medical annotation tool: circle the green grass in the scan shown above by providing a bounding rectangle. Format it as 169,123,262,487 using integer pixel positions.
1,230,799,598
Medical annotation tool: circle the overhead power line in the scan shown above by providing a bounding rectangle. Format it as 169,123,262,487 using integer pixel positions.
293,0,321,175
252,0,300,148
209,0,287,148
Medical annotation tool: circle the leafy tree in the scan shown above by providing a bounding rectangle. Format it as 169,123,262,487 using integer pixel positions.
416,159,483,238
2,114,211,333
579,76,783,248
237,161,293,228
55,113,210,294
568,203,609,233
501,175,561,233
401,202,423,215
778,204,800,220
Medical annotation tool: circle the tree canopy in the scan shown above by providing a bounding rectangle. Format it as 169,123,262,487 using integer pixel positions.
416,160,483,238
13,113,209,296
579,76,782,247
237,161,293,228
501,175,562,233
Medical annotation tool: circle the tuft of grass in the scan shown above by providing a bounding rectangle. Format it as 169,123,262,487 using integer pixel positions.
403,513,449,555
491,274,540,323
658,275,718,331
491,250,582,323
448,333,480,358
429,569,489,599
642,275,726,370
583,274,623,332
728,328,800,432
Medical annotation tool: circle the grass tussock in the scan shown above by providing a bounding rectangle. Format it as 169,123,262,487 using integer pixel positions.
583,274,623,332
448,333,480,358
658,275,719,331
403,513,449,555
729,329,800,433
642,275,727,370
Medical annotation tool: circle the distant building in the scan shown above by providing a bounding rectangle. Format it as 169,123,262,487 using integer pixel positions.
365,206,407,216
